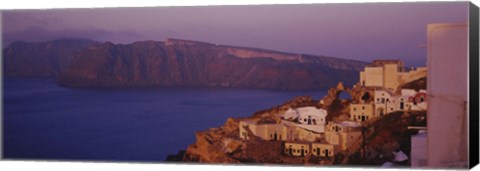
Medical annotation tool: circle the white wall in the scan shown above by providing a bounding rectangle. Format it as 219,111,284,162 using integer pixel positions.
426,23,468,168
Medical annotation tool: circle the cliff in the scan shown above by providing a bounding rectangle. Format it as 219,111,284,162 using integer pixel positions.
55,38,367,90
3,39,99,77
4,38,366,90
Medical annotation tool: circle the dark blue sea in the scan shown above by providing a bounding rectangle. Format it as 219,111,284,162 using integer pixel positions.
2,77,329,162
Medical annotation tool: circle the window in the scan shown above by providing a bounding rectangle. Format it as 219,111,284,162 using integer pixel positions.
353,108,357,111
420,97,424,102
304,118,307,122
362,106,365,110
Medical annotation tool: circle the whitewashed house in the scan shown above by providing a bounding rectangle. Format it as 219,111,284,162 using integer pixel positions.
359,60,426,91
324,121,363,151
296,107,328,133
350,103,375,122
282,121,324,142
311,143,335,157
239,120,286,141
284,142,311,157
401,89,427,111
374,89,398,115
282,106,328,133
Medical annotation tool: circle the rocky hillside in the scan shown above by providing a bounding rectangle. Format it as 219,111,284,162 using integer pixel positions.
55,38,366,90
178,96,328,164
173,83,348,164
3,39,99,77
176,76,427,165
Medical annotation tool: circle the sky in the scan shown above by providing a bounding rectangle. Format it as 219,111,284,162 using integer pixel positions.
1,2,469,67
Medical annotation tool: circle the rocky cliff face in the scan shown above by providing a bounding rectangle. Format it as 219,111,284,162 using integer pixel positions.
3,39,99,77
57,38,367,90
4,38,367,90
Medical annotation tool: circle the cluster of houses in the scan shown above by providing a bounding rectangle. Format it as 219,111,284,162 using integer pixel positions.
239,107,362,158
238,60,428,159
353,60,428,122
350,88,427,122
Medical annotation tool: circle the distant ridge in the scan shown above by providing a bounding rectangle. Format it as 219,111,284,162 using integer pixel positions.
4,38,368,90
3,39,99,77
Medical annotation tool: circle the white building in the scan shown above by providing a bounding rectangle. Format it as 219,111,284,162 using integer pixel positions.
374,89,398,115
350,103,375,122
400,89,427,111
296,107,327,126
239,120,286,141
359,60,427,91
282,106,328,133
325,121,363,151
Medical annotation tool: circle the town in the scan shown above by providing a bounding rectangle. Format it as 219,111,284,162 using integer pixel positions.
238,60,427,165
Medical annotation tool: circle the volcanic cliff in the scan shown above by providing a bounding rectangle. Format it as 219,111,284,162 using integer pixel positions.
4,38,367,90
3,39,99,77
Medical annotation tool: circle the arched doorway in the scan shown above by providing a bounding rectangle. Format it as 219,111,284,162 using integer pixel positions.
377,107,384,116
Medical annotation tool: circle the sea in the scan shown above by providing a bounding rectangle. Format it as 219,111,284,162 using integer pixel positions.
2,77,330,163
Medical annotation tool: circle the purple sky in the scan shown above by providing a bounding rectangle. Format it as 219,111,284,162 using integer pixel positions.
1,2,468,66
